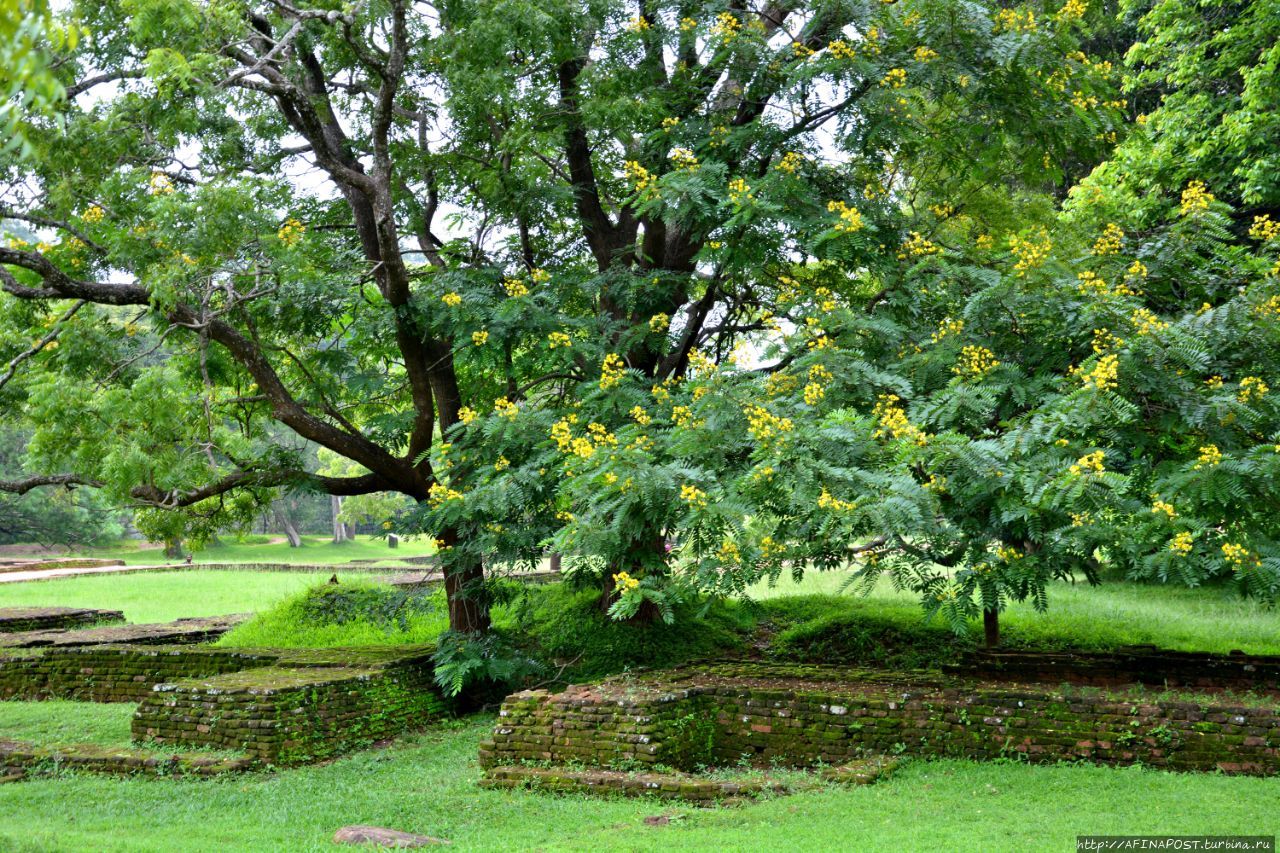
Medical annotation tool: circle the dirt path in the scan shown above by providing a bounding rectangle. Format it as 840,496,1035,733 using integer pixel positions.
0,563,189,584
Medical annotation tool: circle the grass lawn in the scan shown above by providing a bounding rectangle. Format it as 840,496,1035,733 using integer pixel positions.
0,571,332,623
16,535,439,566
0,715,1274,852
0,700,136,748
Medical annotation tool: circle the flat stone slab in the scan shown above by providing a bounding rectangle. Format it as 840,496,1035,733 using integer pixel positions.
0,558,124,574
0,607,125,633
480,765,793,801
333,826,450,847
0,614,249,648
0,739,252,778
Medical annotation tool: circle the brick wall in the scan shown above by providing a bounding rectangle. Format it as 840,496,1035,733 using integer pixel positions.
0,646,275,702
0,607,124,633
133,653,448,764
481,664,1280,776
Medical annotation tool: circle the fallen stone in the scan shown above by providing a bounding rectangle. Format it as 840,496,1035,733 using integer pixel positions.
333,826,450,847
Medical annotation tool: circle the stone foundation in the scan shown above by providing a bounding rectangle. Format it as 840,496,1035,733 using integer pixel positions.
481,663,1280,777
0,607,125,633
946,647,1280,692
0,614,249,649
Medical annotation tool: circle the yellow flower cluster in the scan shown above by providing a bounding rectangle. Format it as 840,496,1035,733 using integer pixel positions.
1126,260,1148,280
804,382,824,405
671,405,693,427
881,68,907,88
1091,328,1124,354
630,405,651,425
1056,0,1087,21
1169,531,1193,555
669,147,699,172
1151,499,1176,518
679,17,697,32
662,117,680,131
531,268,550,284
1076,270,1137,298
995,7,1036,32
428,483,464,507
913,46,938,62
931,315,962,343
1194,444,1222,469
277,218,305,246
624,15,649,33
827,200,864,233
81,205,105,223
458,406,477,425
1091,223,1123,256
680,484,708,508
776,151,805,174
503,277,530,297
710,11,741,39
872,394,928,445
1238,376,1268,403
1256,296,1280,320
898,231,940,259
1130,308,1168,336
494,397,519,419
996,545,1024,562
953,345,1000,378
1069,450,1105,476
1222,542,1257,570
149,172,174,195
765,371,798,397
975,234,994,250
600,353,626,389
1179,180,1214,216
494,456,510,471
817,488,856,512
760,535,784,558
729,178,755,206
442,292,462,307
863,26,883,55
928,203,954,219
1009,228,1052,275
1249,215,1280,242
1071,511,1093,527
828,40,857,60
613,571,641,592
649,313,670,333
716,539,741,564
548,331,573,349
1070,353,1121,389
744,405,794,442
624,160,657,194
1205,375,1224,389
472,330,489,346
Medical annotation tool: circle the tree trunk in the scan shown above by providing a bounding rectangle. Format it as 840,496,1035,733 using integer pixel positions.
163,538,184,560
440,526,490,633
983,608,1000,649
273,505,302,548
548,552,561,573
331,496,348,543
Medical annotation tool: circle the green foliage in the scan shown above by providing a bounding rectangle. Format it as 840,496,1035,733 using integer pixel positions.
511,584,751,681
430,630,544,699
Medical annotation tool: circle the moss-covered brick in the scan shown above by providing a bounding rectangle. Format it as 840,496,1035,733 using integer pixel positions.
481,663,1280,778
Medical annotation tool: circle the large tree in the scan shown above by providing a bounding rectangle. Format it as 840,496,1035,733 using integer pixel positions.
2,0,1114,631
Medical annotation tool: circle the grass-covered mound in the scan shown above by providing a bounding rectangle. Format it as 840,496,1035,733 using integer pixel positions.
217,582,448,648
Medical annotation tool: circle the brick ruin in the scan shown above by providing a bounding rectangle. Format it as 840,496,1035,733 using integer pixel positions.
480,658,1280,794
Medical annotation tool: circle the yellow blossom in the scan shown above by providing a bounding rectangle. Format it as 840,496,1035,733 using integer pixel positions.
1248,215,1280,242
1069,450,1106,476
548,331,573,349
1056,0,1087,21
913,46,938,62
1222,542,1257,571
1194,444,1222,469
826,200,863,233
148,172,174,195
776,151,805,174
728,177,755,206
1238,376,1268,403
1169,532,1193,555
494,397,519,419
600,353,626,390
630,405,651,426
277,218,305,246
494,456,510,471
669,147,699,172
613,571,641,592
953,345,1000,378
873,394,928,445
1179,180,1214,216
624,15,650,32
81,205,105,223
995,7,1036,32
458,406,477,425
710,11,741,39
881,67,907,88
1008,228,1052,275
442,292,462,307
649,313,670,333
680,484,708,508
828,40,857,60
818,488,857,512
898,231,940,259
503,277,530,297
1091,223,1123,256
1130,307,1169,336
472,330,489,346
1151,499,1176,518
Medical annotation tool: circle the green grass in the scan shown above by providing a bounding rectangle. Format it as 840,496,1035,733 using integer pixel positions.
0,700,136,748
0,715,1273,852
748,572,1280,657
0,571,333,623
19,535,438,566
